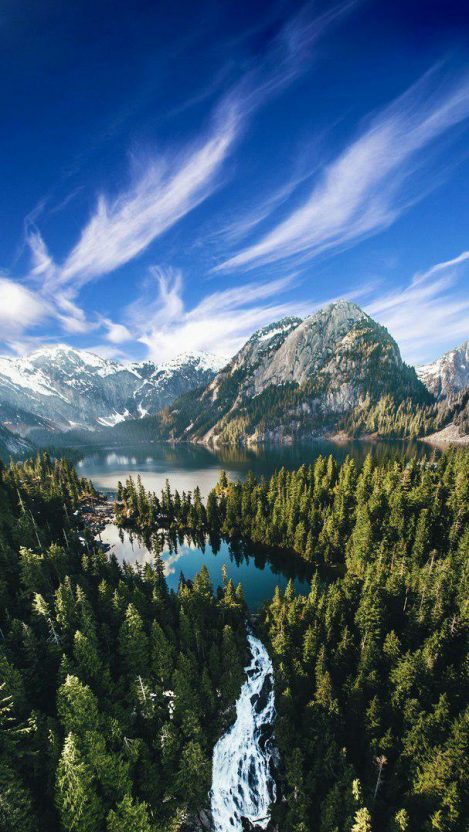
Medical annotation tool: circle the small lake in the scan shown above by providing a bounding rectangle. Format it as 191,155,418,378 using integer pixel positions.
90,439,437,609
78,438,436,497
98,524,312,611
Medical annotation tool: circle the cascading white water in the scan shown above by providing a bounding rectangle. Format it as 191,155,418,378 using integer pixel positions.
210,633,277,831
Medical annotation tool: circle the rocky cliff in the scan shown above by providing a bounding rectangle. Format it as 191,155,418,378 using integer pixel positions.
417,340,469,398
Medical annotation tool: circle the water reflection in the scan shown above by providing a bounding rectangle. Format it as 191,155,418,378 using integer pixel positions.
79,439,437,496
99,523,312,610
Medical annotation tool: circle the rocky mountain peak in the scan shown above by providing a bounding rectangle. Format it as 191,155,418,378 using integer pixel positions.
252,300,370,393
229,317,302,373
417,340,469,398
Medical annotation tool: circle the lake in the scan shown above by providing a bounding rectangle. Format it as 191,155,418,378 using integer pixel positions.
78,438,436,497
98,524,313,611
86,439,437,610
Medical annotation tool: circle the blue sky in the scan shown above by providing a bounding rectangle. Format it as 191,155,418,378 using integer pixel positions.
0,0,468,365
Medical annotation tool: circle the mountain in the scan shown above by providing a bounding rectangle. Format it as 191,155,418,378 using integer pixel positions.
182,301,425,442
0,424,35,461
152,300,430,444
126,351,227,421
0,347,224,433
416,340,469,398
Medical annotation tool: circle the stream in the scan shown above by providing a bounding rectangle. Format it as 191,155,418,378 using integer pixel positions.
210,633,277,831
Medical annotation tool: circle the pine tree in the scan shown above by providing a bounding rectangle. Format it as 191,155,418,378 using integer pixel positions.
351,807,372,832
106,794,152,832
0,761,36,832
119,604,149,678
56,733,102,832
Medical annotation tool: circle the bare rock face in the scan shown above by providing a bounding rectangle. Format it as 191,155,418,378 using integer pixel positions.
183,809,213,831
252,300,369,393
417,340,469,398
174,300,427,444
206,317,302,404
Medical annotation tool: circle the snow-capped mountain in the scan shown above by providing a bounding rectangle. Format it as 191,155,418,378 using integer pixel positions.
0,346,225,433
416,340,469,398
125,352,227,422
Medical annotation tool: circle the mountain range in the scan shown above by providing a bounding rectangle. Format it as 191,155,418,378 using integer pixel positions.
155,300,433,444
0,301,467,453
0,348,225,434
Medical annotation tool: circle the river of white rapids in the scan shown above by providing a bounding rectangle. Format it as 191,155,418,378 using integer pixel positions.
210,633,277,831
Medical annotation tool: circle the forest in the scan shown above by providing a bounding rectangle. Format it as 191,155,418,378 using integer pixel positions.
0,449,467,832
116,448,468,832
0,454,246,831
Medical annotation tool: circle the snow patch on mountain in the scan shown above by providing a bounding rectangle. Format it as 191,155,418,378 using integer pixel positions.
417,340,469,398
96,410,130,427
0,346,225,433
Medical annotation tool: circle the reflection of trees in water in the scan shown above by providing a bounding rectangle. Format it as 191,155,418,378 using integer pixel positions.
116,525,336,586
158,528,314,584
199,438,434,476
226,536,313,582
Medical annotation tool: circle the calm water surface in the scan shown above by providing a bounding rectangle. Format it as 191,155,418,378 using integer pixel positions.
79,439,436,497
99,524,312,610
87,439,436,610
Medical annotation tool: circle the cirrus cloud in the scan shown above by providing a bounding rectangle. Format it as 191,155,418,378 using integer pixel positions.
125,265,309,362
217,70,469,272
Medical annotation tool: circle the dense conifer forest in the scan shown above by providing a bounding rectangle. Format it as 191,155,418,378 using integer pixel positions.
117,448,468,832
0,449,467,831
0,454,246,831
261,449,468,832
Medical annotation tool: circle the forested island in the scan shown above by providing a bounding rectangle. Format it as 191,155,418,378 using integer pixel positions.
1,449,468,832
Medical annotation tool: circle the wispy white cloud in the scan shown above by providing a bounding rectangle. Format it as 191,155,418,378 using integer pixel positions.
101,318,133,344
0,277,50,338
58,103,239,287
79,343,127,360
21,1,350,295
362,250,469,364
218,168,315,245
217,70,469,272
23,227,93,334
227,1,355,120
0,2,351,353
125,266,307,362
11,88,242,345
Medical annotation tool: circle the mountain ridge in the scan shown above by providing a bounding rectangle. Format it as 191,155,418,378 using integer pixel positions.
0,347,224,433
417,340,469,398
0,303,467,448
165,300,429,444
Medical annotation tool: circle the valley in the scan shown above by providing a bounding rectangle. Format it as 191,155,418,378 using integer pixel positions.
0,303,467,832
1,441,467,832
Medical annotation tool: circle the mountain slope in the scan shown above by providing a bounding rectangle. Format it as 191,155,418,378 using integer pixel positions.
0,347,223,432
417,340,469,398
101,301,432,446
166,301,429,444
0,424,35,461
126,351,226,420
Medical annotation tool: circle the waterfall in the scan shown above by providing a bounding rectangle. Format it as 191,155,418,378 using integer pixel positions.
210,633,277,831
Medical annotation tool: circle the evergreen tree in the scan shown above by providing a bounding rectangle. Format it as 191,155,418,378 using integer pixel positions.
55,733,102,832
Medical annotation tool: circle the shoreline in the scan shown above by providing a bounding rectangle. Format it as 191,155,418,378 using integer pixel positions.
50,431,465,453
